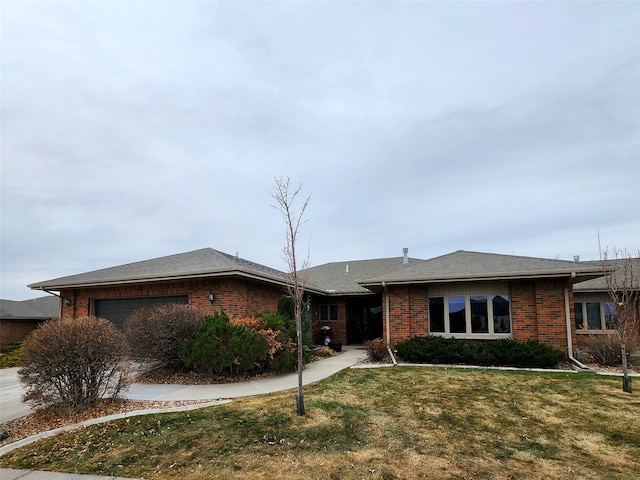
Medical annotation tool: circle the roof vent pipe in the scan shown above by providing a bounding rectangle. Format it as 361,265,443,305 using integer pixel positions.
403,247,409,264
345,264,349,274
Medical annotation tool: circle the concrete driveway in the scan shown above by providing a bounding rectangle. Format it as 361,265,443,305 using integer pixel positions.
0,347,369,424
0,368,34,423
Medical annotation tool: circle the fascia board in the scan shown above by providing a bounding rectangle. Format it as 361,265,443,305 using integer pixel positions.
29,268,329,296
29,267,284,290
359,269,605,288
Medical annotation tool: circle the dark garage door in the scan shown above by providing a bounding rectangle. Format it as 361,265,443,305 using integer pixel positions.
93,296,189,329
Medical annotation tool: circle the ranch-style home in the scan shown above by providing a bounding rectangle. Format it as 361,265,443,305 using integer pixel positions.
28,247,610,357
0,296,60,343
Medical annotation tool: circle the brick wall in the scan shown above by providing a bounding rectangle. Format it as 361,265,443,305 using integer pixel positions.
311,296,347,344
384,285,429,345
59,277,285,322
0,319,47,344
511,279,574,353
382,279,575,354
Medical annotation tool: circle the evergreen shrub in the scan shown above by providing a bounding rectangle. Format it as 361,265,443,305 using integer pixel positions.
395,336,566,369
179,311,269,376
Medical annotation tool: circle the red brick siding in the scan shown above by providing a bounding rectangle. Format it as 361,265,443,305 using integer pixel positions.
510,281,538,343
383,279,575,353
311,296,347,344
384,285,429,345
59,278,284,322
0,319,47,343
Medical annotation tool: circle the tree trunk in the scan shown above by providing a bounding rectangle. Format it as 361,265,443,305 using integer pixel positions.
296,316,305,415
621,342,632,393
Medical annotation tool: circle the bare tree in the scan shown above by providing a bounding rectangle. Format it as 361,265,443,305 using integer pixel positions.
600,246,640,393
272,177,310,415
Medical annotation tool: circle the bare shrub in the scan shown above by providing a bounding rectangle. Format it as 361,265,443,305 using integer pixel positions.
124,304,204,370
577,333,640,368
18,316,131,412
365,338,391,363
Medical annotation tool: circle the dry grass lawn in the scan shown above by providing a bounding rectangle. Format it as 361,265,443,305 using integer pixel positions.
1,367,638,479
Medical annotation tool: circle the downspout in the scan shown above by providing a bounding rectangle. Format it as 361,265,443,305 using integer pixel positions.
382,281,390,344
564,273,592,371
382,281,397,366
43,289,63,319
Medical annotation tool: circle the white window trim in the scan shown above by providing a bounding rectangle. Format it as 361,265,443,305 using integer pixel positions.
429,294,512,340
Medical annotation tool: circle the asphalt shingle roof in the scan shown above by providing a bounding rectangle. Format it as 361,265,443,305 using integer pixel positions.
28,248,288,290
573,257,640,292
360,250,606,286
0,296,59,319
305,257,424,295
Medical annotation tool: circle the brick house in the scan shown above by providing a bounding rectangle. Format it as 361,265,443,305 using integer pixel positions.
0,296,60,343
29,247,606,356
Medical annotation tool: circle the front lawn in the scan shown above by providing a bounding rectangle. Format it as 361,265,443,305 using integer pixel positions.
1,367,638,479
0,343,22,368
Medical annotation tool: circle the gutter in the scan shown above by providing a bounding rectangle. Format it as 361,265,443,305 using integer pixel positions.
30,268,328,296
564,273,594,372
359,268,605,289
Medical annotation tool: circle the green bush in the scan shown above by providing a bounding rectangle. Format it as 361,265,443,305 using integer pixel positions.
180,311,269,376
18,317,131,412
257,311,313,372
395,336,566,369
276,296,312,346
0,342,22,368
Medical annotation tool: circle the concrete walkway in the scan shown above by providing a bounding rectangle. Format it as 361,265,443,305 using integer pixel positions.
0,346,368,480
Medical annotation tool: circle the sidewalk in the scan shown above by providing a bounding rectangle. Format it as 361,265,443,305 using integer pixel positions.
0,346,368,480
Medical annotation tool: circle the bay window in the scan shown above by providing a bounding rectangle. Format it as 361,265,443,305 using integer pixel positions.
429,293,511,338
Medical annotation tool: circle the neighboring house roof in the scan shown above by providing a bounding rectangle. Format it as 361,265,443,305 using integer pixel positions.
306,257,424,295
28,248,296,291
359,250,606,288
0,296,59,320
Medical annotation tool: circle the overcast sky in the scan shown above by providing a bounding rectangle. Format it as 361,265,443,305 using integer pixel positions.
2,1,639,300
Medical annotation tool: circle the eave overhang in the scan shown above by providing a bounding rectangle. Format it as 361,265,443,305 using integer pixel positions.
29,267,329,296
359,269,606,292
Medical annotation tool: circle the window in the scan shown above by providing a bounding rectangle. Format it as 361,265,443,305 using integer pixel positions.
574,301,617,333
319,304,338,321
428,297,445,332
429,294,511,338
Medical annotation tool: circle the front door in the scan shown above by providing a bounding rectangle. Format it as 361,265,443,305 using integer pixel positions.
346,296,383,343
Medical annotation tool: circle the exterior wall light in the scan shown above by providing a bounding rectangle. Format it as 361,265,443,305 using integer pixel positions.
208,292,215,303
64,297,71,306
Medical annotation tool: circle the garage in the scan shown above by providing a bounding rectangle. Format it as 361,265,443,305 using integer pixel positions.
93,295,189,329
